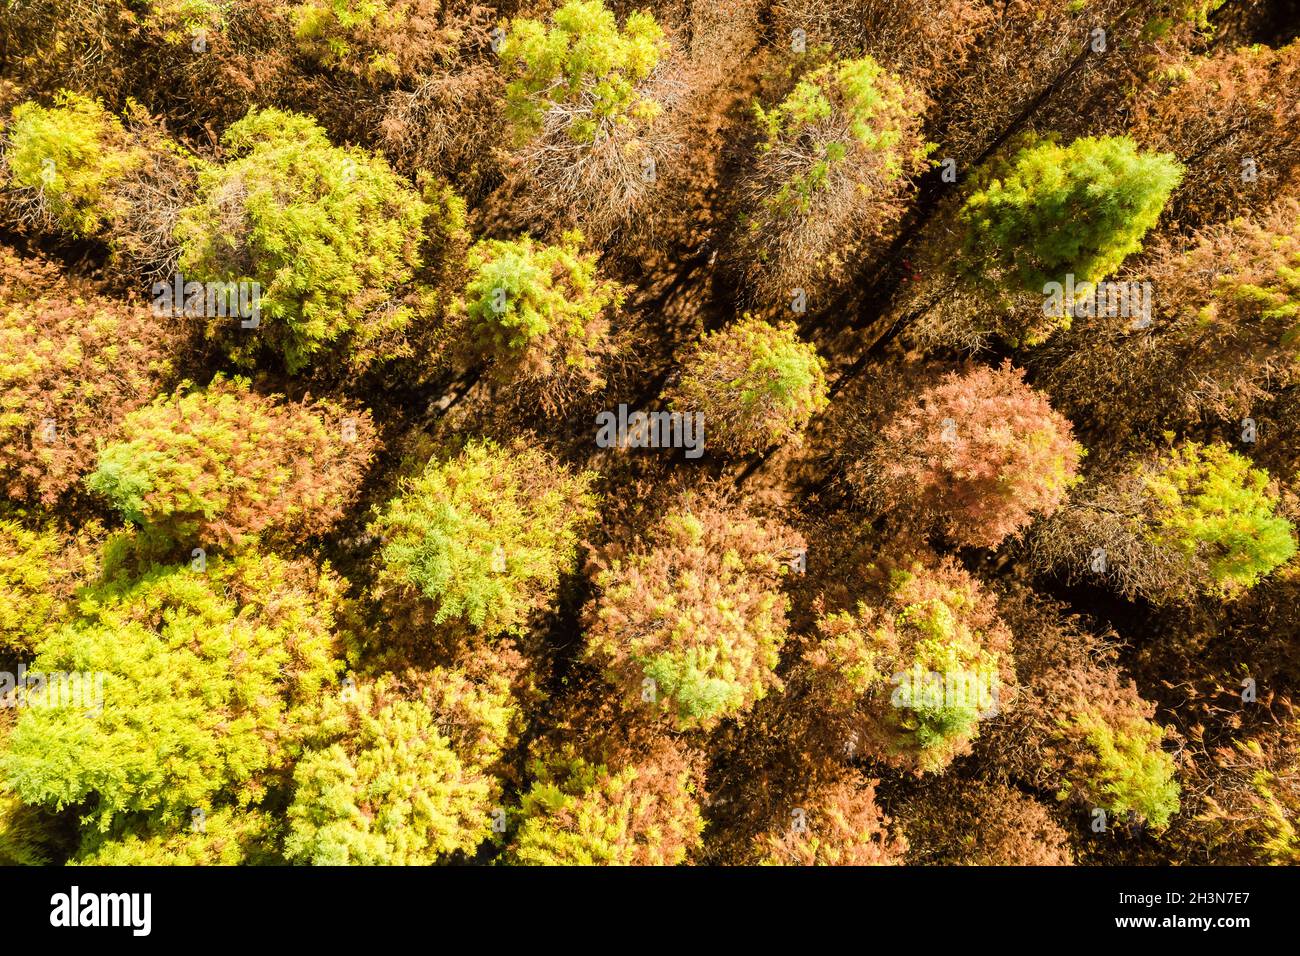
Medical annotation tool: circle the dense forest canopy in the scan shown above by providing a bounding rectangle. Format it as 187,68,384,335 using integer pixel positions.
0,0,1298,868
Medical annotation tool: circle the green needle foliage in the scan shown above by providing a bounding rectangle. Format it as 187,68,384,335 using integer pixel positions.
372,440,600,637
0,520,96,656
72,808,280,865
86,376,377,551
498,0,667,146
507,741,703,865
291,0,446,81
1056,708,1181,831
141,0,227,38
0,785,64,865
666,317,829,456
958,134,1182,330
585,496,804,730
758,60,893,205
735,56,931,304
752,56,929,217
175,108,431,373
1141,0,1227,37
454,231,624,411
1141,441,1297,597
2,92,146,238
0,547,347,832
807,559,1013,773
285,675,501,865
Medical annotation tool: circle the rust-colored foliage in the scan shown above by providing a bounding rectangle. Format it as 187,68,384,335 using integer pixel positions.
770,0,992,95
985,588,1181,831
900,780,1074,865
86,377,378,550
1038,198,1300,434
508,733,706,866
757,774,906,865
0,244,180,505
1179,697,1300,865
584,490,804,730
5,0,1300,873
855,362,1083,549
1132,40,1300,229
805,555,1015,773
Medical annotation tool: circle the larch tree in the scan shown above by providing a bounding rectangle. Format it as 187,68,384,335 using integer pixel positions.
1036,198,1300,435
85,376,378,552
935,0,1223,170
804,556,1014,773
1179,697,1300,865
3,91,147,239
496,0,679,240
900,781,1074,866
851,362,1084,549
0,547,348,836
664,317,829,456
1052,703,1182,832
174,107,433,373
284,668,516,865
756,775,906,866
769,0,992,96
1132,40,1300,229
984,586,1181,831
290,0,450,83
371,439,600,639
1,92,200,280
506,737,704,866
450,231,624,412
1034,441,1297,603
584,493,804,730
0,244,181,505
913,134,1182,348
729,55,932,306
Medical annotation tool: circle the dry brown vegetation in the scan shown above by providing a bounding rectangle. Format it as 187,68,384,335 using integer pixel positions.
1,0,1298,870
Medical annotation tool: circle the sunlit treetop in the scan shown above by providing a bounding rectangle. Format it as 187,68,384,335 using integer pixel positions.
1138,441,1297,597
958,135,1182,299
372,439,600,638
753,56,932,217
1055,706,1181,831
291,0,447,80
0,519,98,656
175,107,432,372
498,0,668,145
507,740,704,866
3,92,147,238
808,558,1013,772
455,231,624,411
666,317,829,456
284,674,502,865
0,547,347,831
585,495,803,730
85,376,378,552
